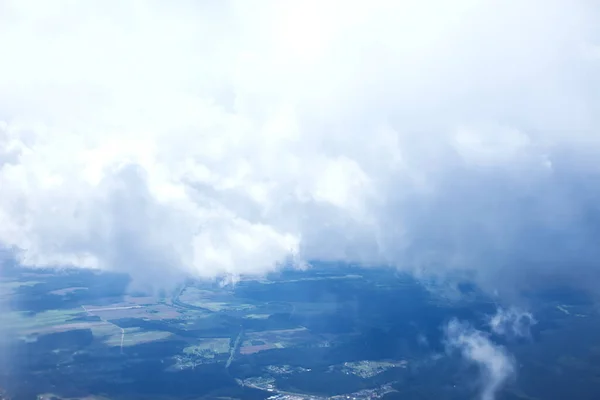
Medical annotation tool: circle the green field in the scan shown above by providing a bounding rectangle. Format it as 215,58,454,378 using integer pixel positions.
1,309,85,333
179,286,256,312
336,360,408,378
0,280,41,298
183,338,231,355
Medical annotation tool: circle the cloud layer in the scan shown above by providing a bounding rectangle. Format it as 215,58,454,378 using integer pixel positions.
1,0,600,291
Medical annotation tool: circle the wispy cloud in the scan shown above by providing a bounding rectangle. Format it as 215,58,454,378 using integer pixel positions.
489,307,536,338
445,319,515,400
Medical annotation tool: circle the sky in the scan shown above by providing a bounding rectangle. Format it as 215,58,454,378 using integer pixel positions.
0,0,600,297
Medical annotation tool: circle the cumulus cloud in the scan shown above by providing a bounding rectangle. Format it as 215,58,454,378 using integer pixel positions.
0,0,599,292
446,319,515,400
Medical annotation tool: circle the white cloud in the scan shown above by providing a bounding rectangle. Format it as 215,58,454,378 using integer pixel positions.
446,319,515,400
489,307,536,338
0,0,599,292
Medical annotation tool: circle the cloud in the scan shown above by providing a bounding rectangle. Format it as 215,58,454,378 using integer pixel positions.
0,251,10,368
445,319,515,400
0,0,599,293
489,307,536,338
